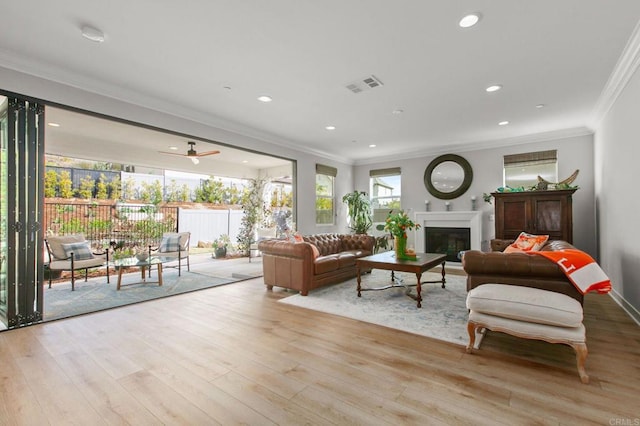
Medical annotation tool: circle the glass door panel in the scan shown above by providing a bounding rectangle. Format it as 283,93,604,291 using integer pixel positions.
0,96,7,328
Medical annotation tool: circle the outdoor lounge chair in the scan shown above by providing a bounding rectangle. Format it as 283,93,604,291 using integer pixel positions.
45,234,110,291
153,231,190,276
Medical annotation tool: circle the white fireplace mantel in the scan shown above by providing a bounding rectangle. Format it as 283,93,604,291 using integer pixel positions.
414,211,482,252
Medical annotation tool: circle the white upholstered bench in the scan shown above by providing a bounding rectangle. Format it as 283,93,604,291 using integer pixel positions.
465,283,589,384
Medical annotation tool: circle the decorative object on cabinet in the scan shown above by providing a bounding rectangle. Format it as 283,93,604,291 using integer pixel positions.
424,154,473,200
536,169,580,191
492,189,576,243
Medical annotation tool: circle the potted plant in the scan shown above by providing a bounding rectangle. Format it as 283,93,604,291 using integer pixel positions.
213,234,230,259
384,210,420,259
342,190,373,234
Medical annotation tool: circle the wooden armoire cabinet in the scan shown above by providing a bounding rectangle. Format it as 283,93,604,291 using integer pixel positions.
492,189,576,243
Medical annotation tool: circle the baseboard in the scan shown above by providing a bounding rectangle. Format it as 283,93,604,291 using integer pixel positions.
609,289,640,327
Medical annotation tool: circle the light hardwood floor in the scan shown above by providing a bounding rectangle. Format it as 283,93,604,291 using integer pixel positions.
1,277,639,425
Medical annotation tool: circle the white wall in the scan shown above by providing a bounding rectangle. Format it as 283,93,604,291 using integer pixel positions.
354,134,596,256
595,65,640,319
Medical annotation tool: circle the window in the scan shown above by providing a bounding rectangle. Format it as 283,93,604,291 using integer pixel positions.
370,168,401,222
315,164,336,225
504,150,557,189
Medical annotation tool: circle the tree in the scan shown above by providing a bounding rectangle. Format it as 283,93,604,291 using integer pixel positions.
237,178,268,255
140,180,163,205
58,170,74,198
77,175,96,199
44,170,58,197
121,176,136,200
109,176,122,200
96,173,109,199
194,177,226,204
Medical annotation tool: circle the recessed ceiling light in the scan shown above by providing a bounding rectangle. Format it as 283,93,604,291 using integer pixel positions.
47,122,60,127
325,125,336,130
169,146,178,150
242,160,248,163
459,13,481,28
369,144,376,148
498,121,510,126
536,104,545,109
486,85,502,92
257,95,272,102
81,25,105,43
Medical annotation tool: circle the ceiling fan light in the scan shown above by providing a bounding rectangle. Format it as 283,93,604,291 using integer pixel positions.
191,157,200,165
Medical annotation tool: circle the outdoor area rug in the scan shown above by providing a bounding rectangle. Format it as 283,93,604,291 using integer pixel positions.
44,257,264,321
278,269,482,348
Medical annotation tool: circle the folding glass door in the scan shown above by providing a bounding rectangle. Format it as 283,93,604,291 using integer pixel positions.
0,94,45,328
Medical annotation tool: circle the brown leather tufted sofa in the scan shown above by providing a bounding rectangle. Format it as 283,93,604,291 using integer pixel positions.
258,233,375,295
462,239,584,305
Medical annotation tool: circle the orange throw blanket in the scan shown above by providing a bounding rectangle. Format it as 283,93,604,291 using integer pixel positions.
534,249,611,295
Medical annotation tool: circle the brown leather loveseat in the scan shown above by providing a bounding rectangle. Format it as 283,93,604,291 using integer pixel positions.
462,239,583,305
258,233,375,296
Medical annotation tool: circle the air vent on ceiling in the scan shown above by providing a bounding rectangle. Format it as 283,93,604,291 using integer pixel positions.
345,75,384,94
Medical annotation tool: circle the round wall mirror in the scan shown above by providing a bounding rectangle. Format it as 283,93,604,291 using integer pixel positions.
424,154,473,200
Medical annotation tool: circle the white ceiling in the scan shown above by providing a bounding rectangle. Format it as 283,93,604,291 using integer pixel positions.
2,1,640,167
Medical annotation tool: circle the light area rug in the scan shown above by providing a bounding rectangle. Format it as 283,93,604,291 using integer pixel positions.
279,269,483,347
44,257,264,321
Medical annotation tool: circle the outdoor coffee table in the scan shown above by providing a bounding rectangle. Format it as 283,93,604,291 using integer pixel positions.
356,251,446,308
112,255,175,290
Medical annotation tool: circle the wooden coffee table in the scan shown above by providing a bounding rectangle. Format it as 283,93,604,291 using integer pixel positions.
356,251,447,308
112,255,175,290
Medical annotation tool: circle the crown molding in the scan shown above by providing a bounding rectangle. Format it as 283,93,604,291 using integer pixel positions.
353,127,593,166
590,19,640,128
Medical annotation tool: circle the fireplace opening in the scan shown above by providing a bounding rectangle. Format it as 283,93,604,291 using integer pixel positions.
425,227,470,262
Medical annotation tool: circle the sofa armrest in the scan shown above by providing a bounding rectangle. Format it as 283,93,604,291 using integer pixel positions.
462,249,583,304
257,239,316,261
490,239,513,252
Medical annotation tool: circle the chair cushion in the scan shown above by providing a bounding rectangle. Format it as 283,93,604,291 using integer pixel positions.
468,311,586,343
47,234,86,260
61,241,95,260
159,235,181,252
466,283,583,328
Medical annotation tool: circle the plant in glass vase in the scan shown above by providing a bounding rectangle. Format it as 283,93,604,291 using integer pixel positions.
384,211,420,259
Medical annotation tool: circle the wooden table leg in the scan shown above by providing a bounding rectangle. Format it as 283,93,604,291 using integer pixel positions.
357,265,362,297
440,261,446,288
158,264,163,286
141,265,146,280
117,268,123,290
415,272,422,308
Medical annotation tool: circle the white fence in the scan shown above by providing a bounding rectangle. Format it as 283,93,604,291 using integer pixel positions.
178,209,245,246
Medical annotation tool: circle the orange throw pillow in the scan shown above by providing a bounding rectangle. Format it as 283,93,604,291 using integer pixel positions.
503,232,549,253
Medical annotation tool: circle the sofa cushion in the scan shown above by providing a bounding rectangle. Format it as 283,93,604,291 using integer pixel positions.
466,283,583,327
503,232,549,253
314,255,340,274
337,252,357,268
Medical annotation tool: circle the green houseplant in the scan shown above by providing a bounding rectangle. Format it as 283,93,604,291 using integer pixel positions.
342,190,373,234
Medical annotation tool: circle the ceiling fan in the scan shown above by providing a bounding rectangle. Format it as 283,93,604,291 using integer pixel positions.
159,141,220,164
